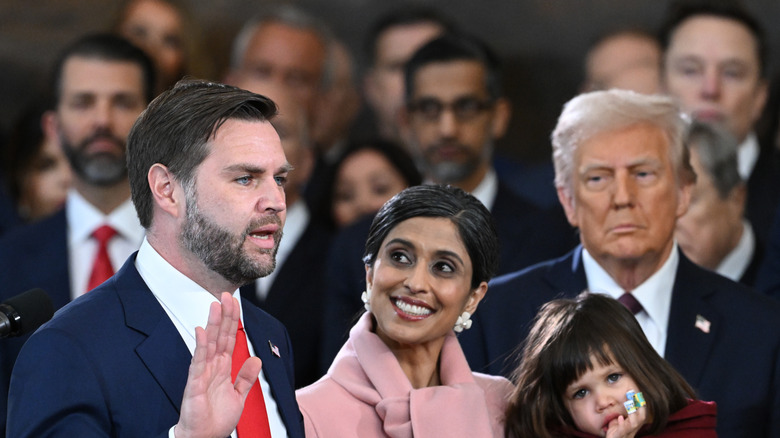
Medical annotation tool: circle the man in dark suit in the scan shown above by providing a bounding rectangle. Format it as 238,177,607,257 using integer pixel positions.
460,89,780,437
0,34,155,435
7,80,305,437
660,1,780,244
318,32,576,371
676,121,763,286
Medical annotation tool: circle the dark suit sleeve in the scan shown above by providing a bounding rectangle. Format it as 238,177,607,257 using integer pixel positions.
318,218,371,373
7,328,170,438
755,201,780,300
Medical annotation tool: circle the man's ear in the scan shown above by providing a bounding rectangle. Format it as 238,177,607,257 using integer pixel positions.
41,110,58,140
557,185,579,228
148,163,185,219
490,97,512,139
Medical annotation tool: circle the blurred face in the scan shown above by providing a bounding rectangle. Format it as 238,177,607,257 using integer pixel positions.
230,22,326,116
118,0,186,92
585,33,661,94
332,149,408,227
558,123,691,275
676,148,745,270
366,217,485,353
364,22,444,140
268,92,312,205
181,119,289,287
403,60,508,191
564,355,643,437
56,57,147,186
20,133,72,220
312,42,361,148
663,15,767,142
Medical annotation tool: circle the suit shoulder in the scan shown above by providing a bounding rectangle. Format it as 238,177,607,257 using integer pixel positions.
688,263,780,323
0,211,65,254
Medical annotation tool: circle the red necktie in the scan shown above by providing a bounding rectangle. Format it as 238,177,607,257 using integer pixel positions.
86,225,117,292
232,319,272,438
618,292,643,315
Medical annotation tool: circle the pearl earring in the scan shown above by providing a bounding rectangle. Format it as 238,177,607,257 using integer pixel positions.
361,289,371,312
453,311,472,333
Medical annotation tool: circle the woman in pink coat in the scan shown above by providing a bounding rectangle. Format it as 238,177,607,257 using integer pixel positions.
296,185,513,437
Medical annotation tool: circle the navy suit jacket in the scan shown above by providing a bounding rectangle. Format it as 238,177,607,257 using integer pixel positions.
241,219,333,388
460,246,780,438
6,254,305,438
318,181,578,373
0,209,72,436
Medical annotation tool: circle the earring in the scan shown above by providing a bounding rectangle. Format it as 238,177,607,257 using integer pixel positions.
361,289,371,312
453,311,472,333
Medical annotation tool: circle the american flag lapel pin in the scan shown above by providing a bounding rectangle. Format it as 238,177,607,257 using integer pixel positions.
694,314,711,334
268,340,281,358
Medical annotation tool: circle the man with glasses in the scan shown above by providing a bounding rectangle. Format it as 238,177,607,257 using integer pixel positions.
398,33,575,271
318,33,577,370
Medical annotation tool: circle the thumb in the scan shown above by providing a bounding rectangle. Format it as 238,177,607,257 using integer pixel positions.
234,356,262,398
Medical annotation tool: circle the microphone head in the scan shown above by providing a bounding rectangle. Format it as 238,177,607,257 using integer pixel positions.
3,288,54,336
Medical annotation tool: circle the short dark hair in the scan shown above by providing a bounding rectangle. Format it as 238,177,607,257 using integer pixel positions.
364,5,454,67
505,292,696,438
659,0,767,77
127,79,277,228
51,33,156,105
362,184,499,289
403,32,503,104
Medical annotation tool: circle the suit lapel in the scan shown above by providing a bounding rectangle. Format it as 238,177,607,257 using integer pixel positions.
241,303,300,434
544,246,588,298
664,253,720,388
115,257,191,413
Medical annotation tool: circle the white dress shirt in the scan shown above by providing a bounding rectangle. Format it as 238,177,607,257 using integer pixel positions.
582,245,679,357
426,168,498,211
253,199,308,301
737,132,759,181
66,190,145,298
717,220,755,282
135,239,288,438
470,168,498,211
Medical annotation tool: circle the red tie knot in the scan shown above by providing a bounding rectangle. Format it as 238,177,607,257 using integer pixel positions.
93,225,117,244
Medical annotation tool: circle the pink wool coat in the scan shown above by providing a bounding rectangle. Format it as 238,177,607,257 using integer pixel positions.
296,312,514,437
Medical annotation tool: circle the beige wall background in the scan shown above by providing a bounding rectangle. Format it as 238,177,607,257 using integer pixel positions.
2,0,779,162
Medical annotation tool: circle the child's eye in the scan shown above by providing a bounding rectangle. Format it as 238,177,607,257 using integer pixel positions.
607,373,622,384
572,389,588,399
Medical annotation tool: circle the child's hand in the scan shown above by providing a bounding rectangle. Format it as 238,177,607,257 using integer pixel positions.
604,405,646,438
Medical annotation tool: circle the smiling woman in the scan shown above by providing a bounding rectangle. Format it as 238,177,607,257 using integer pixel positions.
295,184,512,437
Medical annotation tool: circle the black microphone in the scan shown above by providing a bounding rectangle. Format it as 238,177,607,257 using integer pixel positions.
0,288,54,338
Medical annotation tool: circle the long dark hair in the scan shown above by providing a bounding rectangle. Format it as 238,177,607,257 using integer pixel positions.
505,292,696,438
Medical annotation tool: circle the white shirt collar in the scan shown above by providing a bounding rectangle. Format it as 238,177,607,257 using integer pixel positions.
422,167,498,211
135,238,241,352
717,220,755,282
582,244,679,356
136,239,288,438
467,168,498,211
737,132,759,181
66,189,144,244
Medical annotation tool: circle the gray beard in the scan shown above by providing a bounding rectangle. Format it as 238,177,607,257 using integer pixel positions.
61,135,127,186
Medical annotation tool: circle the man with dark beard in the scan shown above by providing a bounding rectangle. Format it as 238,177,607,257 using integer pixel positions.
318,32,577,370
6,79,305,437
0,33,154,436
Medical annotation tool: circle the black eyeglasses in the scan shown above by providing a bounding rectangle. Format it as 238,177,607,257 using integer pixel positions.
407,97,494,122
